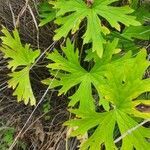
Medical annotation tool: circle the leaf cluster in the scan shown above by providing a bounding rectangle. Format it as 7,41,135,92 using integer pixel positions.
0,0,150,149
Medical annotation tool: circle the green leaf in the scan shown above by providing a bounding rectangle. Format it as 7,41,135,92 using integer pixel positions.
46,39,94,110
65,50,150,150
129,0,139,9
0,27,40,71
50,0,140,57
100,98,110,111
65,109,150,150
0,27,40,105
8,67,36,106
107,31,140,52
44,39,134,111
38,2,56,26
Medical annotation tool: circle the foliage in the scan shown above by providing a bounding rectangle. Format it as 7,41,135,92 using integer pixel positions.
49,0,140,57
122,2,150,41
44,40,150,149
42,101,51,120
131,2,150,24
45,39,131,110
0,126,27,150
65,50,150,150
122,25,150,40
0,28,40,105
0,0,150,149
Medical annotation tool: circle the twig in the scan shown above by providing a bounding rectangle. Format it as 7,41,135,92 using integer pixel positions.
8,41,57,150
21,89,54,135
8,2,16,28
114,119,150,144
8,71,59,150
15,0,29,28
28,4,40,49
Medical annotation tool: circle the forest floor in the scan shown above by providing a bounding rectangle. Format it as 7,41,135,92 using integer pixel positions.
0,0,78,149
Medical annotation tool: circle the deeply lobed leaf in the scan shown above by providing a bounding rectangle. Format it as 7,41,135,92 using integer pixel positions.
50,0,140,57
65,109,150,150
0,28,40,105
45,39,136,111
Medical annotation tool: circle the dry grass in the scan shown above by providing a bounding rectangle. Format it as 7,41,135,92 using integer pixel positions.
0,0,78,149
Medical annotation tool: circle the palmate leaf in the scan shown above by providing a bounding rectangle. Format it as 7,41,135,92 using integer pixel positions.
50,0,140,57
44,39,133,111
0,28,40,105
66,109,150,150
65,50,150,150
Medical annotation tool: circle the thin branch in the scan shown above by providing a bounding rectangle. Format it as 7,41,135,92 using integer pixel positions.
114,119,150,144
28,4,40,49
8,41,57,150
15,0,29,28
8,2,16,28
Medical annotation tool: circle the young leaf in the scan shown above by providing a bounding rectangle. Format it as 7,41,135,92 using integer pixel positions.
50,0,140,57
46,39,95,110
0,28,40,105
66,109,150,150
65,50,150,150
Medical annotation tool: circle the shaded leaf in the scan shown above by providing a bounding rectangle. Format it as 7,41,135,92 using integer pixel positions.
122,25,150,40
38,2,56,26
